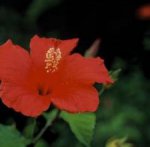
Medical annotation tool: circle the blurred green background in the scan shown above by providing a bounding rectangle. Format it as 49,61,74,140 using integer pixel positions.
0,0,150,147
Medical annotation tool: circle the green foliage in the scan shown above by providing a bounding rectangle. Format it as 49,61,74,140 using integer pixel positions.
23,118,36,139
35,139,49,147
60,111,96,147
0,124,28,147
26,0,63,22
94,69,150,146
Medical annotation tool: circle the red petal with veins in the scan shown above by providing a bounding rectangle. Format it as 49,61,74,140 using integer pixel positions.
0,40,51,117
0,40,31,83
50,53,112,112
57,53,112,85
58,38,79,56
0,82,51,117
51,85,99,112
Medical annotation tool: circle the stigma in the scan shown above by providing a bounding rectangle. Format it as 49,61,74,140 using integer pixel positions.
44,47,62,73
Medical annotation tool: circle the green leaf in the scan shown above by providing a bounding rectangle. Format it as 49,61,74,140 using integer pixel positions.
0,124,28,147
60,111,96,147
35,139,49,147
43,109,59,124
23,118,36,139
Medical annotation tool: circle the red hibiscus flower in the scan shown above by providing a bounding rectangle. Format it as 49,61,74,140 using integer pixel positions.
0,35,112,117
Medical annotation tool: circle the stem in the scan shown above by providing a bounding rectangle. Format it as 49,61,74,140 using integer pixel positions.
32,110,60,144
32,123,48,144
99,86,105,95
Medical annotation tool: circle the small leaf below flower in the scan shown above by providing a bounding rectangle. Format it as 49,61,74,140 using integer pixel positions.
60,111,96,147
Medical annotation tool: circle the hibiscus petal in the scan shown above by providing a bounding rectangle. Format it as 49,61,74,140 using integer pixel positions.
0,82,51,117
30,35,56,69
58,38,79,56
51,84,99,112
58,54,112,85
0,40,31,83
30,35,78,70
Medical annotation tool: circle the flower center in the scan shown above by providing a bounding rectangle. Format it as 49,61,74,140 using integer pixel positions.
44,47,62,73
38,88,50,96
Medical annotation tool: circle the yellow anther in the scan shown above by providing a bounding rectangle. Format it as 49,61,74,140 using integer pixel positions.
44,47,61,73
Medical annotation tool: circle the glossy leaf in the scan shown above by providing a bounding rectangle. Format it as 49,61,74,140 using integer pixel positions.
60,111,96,147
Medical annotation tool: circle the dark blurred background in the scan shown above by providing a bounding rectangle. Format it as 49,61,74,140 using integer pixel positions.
0,0,150,147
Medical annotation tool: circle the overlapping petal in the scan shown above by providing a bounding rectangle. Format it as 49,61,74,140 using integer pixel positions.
0,36,112,117
51,84,99,112
58,38,79,56
0,40,31,83
50,53,112,112
0,40,51,116
0,82,51,117
57,54,112,85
